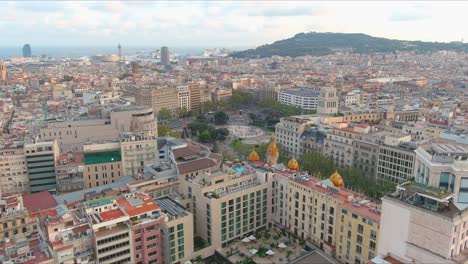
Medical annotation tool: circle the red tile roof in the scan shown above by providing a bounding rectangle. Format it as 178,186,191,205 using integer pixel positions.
172,145,201,159
177,158,217,174
72,224,90,234
116,193,159,217
23,192,58,214
99,209,125,222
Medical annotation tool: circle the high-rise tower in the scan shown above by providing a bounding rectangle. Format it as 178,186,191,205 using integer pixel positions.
22,44,32,58
118,43,122,60
0,62,6,82
160,46,169,66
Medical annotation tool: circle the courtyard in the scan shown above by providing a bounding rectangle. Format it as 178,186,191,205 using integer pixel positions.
219,228,312,264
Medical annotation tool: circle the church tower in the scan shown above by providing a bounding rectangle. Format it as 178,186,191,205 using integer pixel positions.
266,134,279,165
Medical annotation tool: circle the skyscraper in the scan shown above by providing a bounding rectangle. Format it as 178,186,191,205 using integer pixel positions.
160,46,169,65
118,43,122,60
22,44,32,58
0,62,6,81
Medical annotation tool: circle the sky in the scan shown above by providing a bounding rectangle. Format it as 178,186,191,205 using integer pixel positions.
0,1,467,48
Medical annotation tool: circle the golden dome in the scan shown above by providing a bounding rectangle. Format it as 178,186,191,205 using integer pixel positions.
247,149,260,162
329,170,344,187
287,157,299,171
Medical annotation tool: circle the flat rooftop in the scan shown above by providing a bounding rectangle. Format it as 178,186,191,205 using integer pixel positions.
281,87,320,97
156,198,188,217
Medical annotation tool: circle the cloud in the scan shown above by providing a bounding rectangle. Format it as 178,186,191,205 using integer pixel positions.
248,6,324,17
13,1,67,12
388,11,431,22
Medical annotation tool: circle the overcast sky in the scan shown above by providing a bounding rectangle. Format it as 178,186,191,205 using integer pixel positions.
0,1,466,48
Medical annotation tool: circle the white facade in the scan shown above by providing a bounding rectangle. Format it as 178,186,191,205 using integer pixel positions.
278,88,319,111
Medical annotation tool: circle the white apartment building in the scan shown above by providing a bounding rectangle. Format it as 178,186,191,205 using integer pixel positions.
177,86,191,112
278,87,320,111
275,115,316,157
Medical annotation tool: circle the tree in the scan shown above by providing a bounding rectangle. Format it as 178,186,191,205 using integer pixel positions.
158,108,172,121
158,125,180,138
214,111,229,125
199,130,212,142
178,106,191,118
62,75,75,82
211,128,230,141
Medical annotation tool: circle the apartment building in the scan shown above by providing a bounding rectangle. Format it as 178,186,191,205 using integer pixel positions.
378,181,468,263
402,123,442,142
177,86,191,112
376,135,416,184
83,142,123,188
117,192,165,264
156,197,194,264
56,152,84,194
45,207,93,263
211,88,232,104
0,195,32,241
414,142,468,209
39,119,119,153
352,132,385,179
84,197,133,264
286,171,380,264
323,124,371,167
135,86,178,116
24,140,59,193
120,132,158,178
278,87,320,111
0,142,29,194
275,115,317,158
187,82,205,113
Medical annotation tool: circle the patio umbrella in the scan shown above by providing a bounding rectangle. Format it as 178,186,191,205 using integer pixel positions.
266,249,275,255
184,261,192,264
278,243,287,249
242,237,251,243
249,249,258,255
248,235,256,240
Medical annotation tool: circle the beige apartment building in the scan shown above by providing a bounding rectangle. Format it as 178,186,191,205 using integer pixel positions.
120,132,158,178
83,197,133,264
39,105,156,152
323,124,371,167
286,172,380,264
157,197,195,264
0,195,33,241
181,164,272,248
0,143,29,194
135,86,178,116
177,86,191,112
39,119,120,153
83,142,123,188
211,88,232,104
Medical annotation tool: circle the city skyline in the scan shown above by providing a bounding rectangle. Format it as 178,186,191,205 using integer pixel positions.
0,1,467,47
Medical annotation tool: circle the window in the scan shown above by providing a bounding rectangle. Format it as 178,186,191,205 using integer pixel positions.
370,240,376,250
357,224,364,234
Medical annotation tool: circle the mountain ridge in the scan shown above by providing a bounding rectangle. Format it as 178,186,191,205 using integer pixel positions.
231,32,468,58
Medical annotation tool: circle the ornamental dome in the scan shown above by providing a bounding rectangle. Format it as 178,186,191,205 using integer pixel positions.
287,157,299,171
329,170,344,188
247,149,260,162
